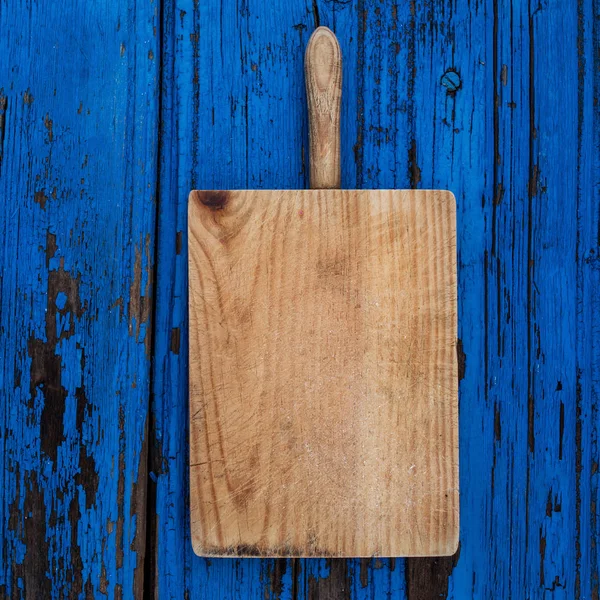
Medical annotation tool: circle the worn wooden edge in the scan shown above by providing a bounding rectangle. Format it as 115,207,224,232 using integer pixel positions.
187,189,459,217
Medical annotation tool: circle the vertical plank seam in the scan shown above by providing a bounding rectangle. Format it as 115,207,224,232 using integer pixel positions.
489,0,499,584
354,0,366,188
143,0,166,596
574,0,587,596
523,0,536,582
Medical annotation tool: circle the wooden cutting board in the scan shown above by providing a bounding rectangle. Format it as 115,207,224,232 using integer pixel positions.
188,27,458,558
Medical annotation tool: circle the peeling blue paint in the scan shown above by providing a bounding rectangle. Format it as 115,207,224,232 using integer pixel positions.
1,0,599,598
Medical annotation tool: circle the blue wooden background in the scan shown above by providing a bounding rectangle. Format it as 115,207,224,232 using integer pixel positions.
1,0,599,598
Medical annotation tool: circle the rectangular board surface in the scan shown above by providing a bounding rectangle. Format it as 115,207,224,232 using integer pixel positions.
188,189,458,557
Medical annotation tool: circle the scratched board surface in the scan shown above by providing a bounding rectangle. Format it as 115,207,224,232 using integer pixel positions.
1,0,599,599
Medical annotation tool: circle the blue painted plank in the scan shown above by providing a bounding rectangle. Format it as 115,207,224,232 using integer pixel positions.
576,2,600,598
423,0,532,597
0,0,159,597
524,4,579,597
457,0,531,596
297,558,406,599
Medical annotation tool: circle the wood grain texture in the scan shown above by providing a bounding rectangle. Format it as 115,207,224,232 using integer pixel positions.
306,27,342,189
188,189,458,557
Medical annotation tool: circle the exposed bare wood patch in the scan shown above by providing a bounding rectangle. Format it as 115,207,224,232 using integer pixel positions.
188,188,458,557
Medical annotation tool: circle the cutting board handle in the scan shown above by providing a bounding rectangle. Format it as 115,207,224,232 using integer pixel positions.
305,26,342,190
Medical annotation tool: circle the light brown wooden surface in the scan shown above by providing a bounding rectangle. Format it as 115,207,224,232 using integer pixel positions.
305,27,341,189
188,188,458,557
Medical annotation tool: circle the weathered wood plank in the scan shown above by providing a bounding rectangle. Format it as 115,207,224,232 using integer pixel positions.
0,0,159,597
525,1,579,596
576,1,600,597
402,0,491,597
297,558,406,599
